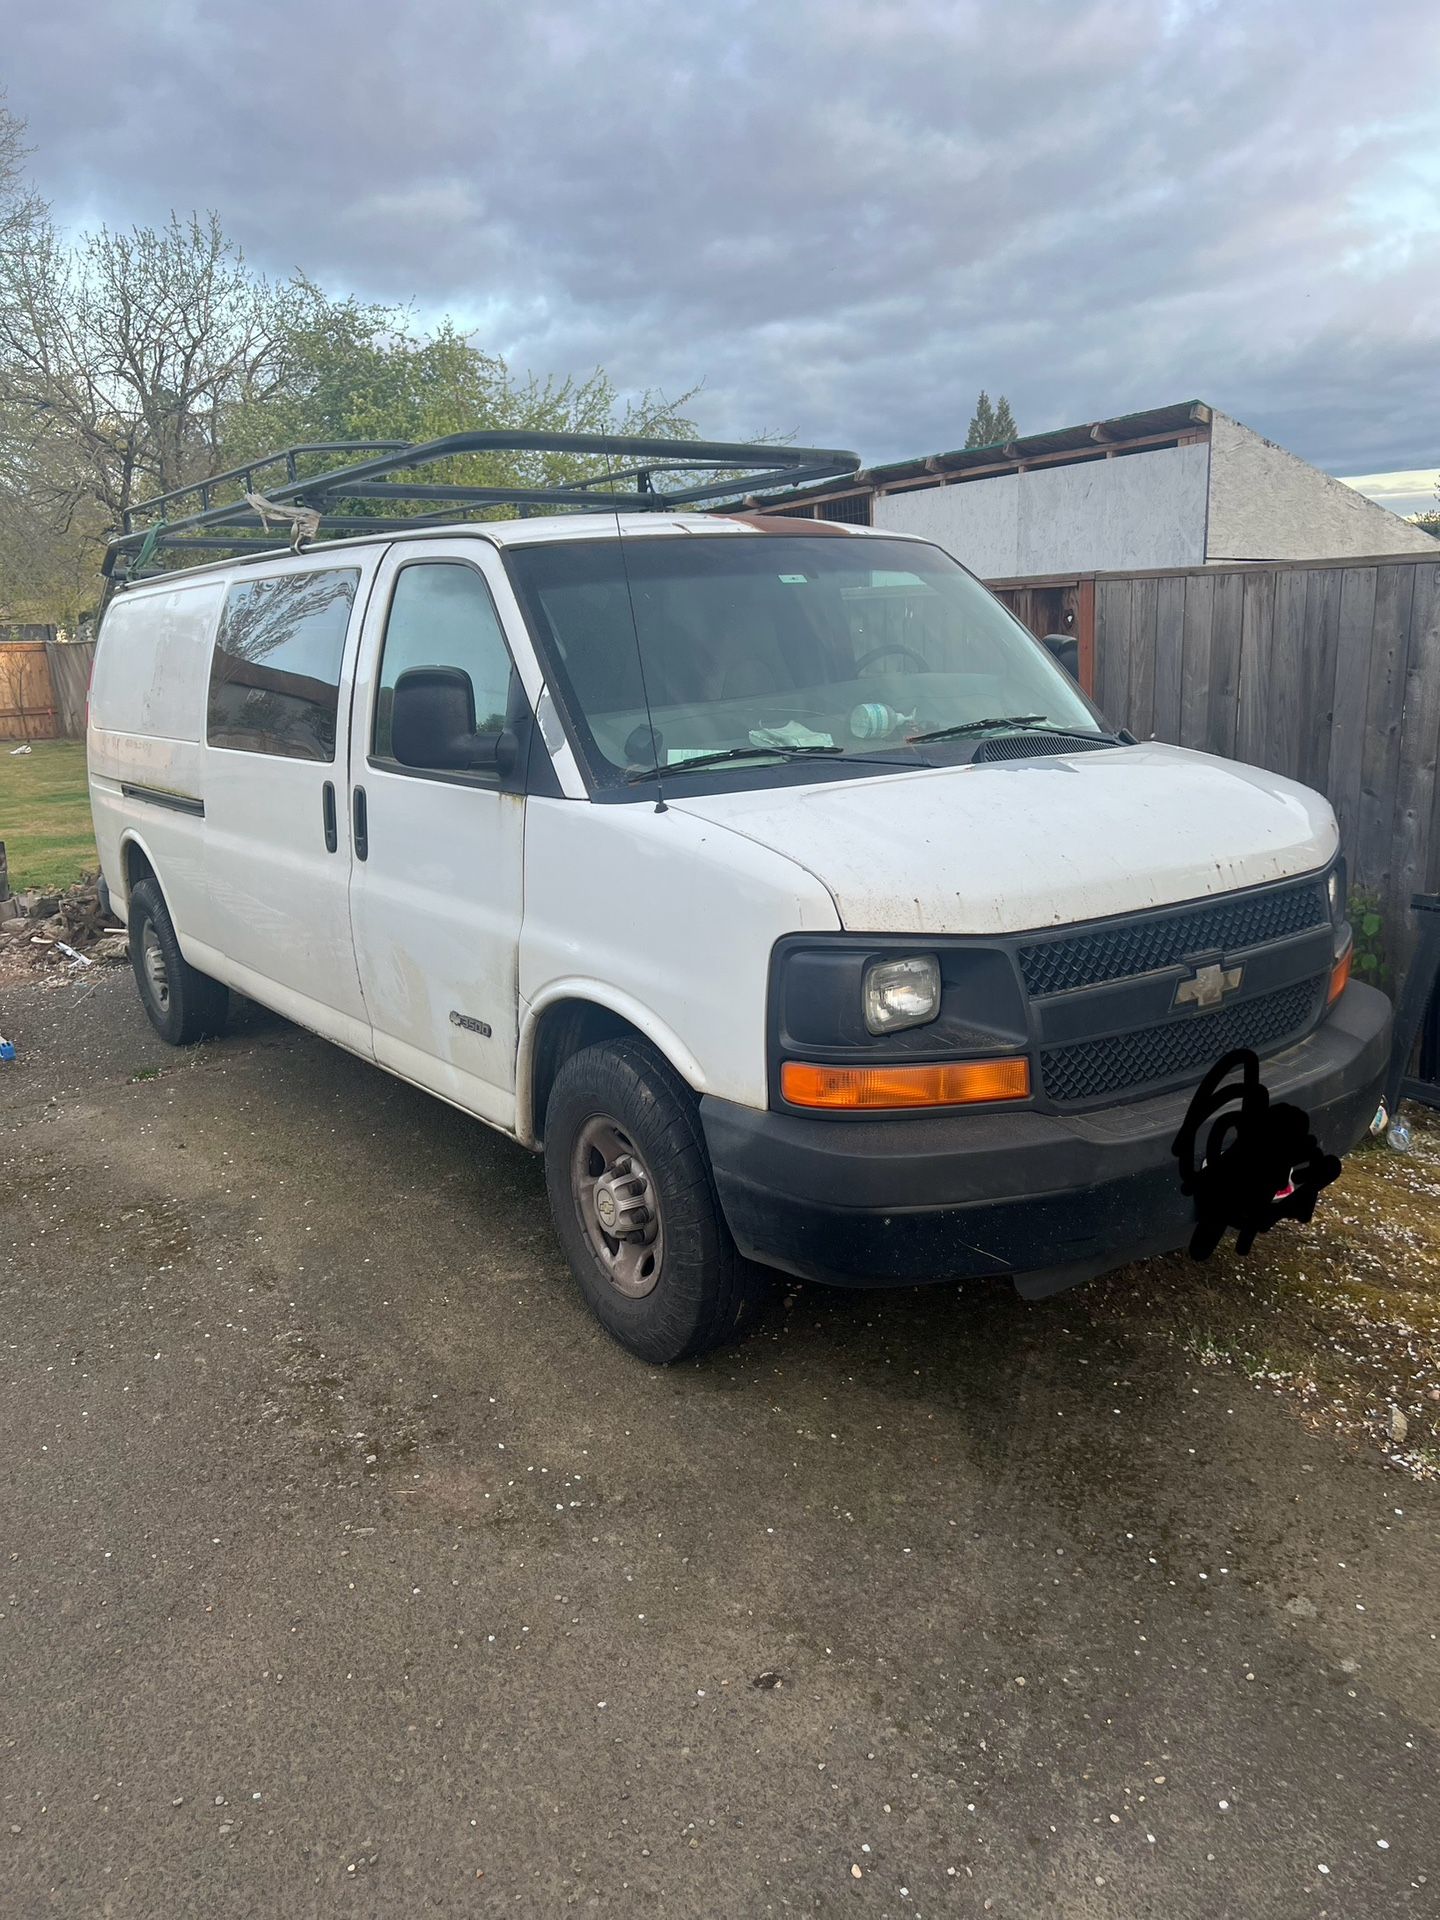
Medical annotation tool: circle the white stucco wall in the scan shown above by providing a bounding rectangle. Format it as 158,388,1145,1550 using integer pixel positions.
872,441,1209,576
872,471,1022,572
1205,411,1437,561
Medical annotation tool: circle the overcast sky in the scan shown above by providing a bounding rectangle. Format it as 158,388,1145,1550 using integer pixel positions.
6,0,1439,489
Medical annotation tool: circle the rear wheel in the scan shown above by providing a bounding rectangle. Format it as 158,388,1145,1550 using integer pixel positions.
128,877,228,1046
543,1038,772,1363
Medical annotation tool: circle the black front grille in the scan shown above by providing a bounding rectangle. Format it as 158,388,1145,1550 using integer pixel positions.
1039,976,1325,1105
1019,879,1327,997
974,732,1116,763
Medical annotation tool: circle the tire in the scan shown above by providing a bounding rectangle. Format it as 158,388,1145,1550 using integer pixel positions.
543,1038,773,1363
128,876,229,1046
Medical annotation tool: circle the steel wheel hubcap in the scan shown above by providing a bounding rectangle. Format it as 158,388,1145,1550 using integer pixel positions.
572,1116,664,1299
141,925,170,1011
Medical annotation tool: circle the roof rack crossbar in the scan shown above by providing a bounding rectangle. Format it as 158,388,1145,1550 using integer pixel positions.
122,442,414,533
104,430,859,576
332,481,668,510
638,460,867,505
557,459,762,491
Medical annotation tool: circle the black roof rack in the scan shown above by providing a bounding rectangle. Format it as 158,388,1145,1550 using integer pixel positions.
103,431,861,579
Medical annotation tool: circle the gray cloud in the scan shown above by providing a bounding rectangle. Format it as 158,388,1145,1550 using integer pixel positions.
6,0,1439,473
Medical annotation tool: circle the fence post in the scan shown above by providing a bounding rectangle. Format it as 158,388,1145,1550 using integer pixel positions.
1077,576,1096,697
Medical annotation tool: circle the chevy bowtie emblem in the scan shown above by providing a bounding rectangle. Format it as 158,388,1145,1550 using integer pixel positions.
1174,962,1244,1010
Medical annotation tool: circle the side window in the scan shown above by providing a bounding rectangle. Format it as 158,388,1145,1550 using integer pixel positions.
208,569,358,760
372,562,515,768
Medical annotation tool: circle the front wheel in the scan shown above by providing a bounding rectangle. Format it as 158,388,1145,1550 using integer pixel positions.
128,877,229,1046
543,1039,772,1363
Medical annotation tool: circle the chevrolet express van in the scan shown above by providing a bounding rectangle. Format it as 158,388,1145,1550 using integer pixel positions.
89,435,1391,1361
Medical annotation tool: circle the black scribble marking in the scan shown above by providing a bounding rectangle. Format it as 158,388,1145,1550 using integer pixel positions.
1171,1047,1342,1260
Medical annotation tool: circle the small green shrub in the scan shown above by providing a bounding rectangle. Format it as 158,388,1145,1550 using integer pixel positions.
1349,887,1390,993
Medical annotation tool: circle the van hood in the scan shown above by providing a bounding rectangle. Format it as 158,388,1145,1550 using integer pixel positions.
667,742,1337,935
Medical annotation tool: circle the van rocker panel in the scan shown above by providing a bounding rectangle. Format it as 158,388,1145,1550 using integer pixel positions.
699,982,1390,1293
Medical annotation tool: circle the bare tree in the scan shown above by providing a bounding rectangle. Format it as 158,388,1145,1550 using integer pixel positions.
0,138,309,616
0,98,42,250
0,206,297,529
0,100,98,617
0,103,706,619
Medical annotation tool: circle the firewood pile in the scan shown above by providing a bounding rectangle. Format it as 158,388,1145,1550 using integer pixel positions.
0,868,130,978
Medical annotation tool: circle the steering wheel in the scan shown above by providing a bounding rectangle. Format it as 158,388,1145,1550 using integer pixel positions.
856,643,929,674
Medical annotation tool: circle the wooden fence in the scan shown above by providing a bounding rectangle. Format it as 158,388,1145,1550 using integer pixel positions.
46,642,96,738
1086,552,1440,975
0,638,95,740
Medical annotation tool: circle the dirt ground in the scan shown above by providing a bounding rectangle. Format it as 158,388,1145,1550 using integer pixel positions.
1,970,1436,1917
1086,1116,1440,1478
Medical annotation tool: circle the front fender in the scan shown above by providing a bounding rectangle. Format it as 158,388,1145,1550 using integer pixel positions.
515,980,710,1149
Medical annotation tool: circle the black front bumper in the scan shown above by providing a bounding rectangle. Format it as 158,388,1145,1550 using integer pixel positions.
700,982,1391,1296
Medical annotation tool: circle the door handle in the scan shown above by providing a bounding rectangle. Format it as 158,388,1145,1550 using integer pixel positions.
353,785,368,861
321,781,338,853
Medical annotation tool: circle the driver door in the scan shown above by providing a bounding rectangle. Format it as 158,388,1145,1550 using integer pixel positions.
346,543,526,1130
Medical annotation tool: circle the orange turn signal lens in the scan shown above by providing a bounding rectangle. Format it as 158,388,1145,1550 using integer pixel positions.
781,1056,1031,1111
1328,945,1352,1005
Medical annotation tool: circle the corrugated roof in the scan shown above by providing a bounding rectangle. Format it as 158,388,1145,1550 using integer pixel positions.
863,399,1211,486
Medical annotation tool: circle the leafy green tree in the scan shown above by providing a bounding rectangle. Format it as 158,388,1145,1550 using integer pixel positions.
226,284,699,510
0,205,300,528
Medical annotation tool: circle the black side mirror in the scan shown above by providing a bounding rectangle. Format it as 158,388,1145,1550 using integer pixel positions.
1041,633,1080,681
390,667,518,776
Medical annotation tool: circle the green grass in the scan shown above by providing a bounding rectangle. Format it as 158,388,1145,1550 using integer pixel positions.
0,739,97,894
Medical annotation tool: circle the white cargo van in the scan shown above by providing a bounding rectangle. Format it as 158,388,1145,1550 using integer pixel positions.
89,433,1390,1361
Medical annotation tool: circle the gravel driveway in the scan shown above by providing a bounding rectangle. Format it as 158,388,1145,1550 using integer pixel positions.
1,973,1436,1916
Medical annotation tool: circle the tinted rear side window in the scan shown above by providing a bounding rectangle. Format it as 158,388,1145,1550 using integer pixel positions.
208,569,359,760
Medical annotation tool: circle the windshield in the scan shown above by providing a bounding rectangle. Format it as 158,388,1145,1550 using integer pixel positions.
506,533,1103,788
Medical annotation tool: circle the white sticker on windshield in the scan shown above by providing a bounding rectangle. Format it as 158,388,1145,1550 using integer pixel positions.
779,573,808,584
667,746,720,765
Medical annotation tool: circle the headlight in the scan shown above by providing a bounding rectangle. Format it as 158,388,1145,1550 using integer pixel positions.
863,954,940,1034
1327,858,1347,923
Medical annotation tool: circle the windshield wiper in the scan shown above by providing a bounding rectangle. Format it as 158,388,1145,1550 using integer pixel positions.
623,744,908,784
907,714,1116,746
905,713,1046,744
